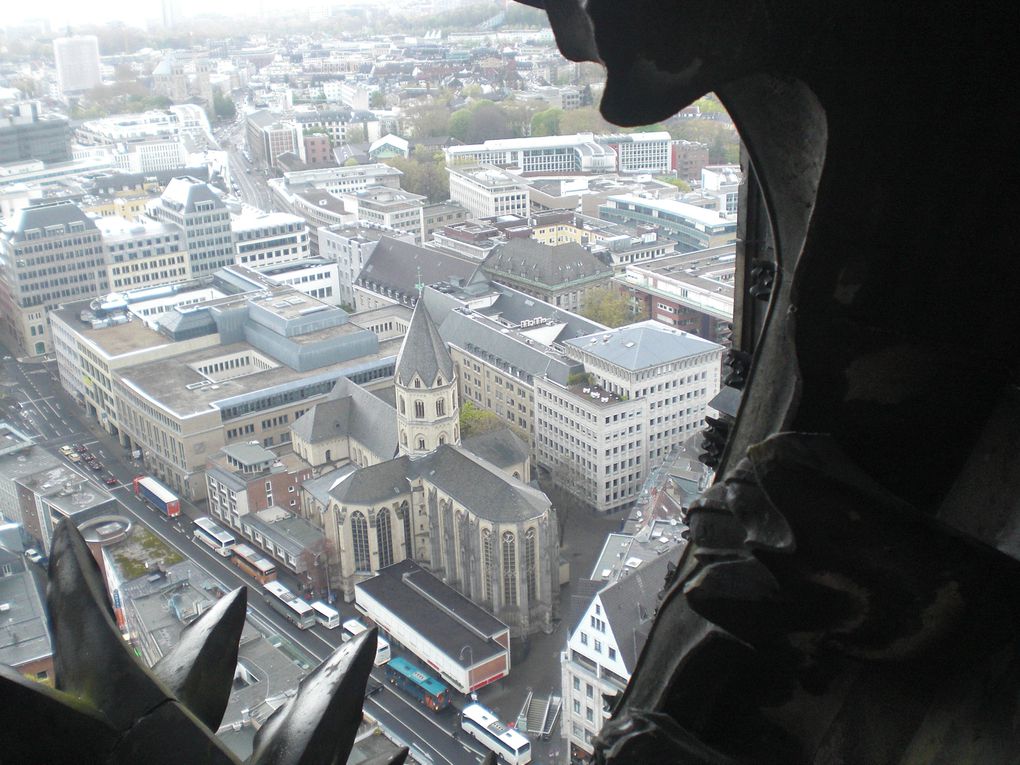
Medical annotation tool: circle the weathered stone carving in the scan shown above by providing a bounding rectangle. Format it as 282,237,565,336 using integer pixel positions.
0,520,408,765
517,1,1020,761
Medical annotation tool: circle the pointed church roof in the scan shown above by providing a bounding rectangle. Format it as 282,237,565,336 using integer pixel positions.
395,300,454,387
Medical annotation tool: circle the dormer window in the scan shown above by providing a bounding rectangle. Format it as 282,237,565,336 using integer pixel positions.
436,376,443,386
413,377,421,388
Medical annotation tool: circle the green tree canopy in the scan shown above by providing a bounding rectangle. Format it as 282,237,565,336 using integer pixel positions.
448,109,473,142
459,401,504,438
582,287,633,328
403,100,453,138
530,107,563,137
382,154,450,203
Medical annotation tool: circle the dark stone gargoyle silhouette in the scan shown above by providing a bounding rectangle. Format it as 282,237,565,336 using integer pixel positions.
516,1,1020,762
0,520,418,764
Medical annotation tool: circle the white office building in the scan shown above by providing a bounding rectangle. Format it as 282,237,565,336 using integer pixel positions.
445,132,671,175
232,211,310,268
448,164,529,220
254,257,342,305
337,186,426,243
534,321,723,512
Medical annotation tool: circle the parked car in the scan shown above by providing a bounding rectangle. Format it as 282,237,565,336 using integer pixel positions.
24,548,44,565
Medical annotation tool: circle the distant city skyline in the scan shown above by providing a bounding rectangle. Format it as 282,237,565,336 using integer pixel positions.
3,0,345,29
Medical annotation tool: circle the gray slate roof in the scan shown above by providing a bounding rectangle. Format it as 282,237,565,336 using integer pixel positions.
567,320,722,371
7,201,96,241
328,456,411,506
435,307,582,386
395,300,454,387
357,236,478,299
461,428,529,472
483,237,612,288
291,377,398,462
327,444,551,523
160,177,225,213
413,445,551,523
598,551,677,672
301,464,358,510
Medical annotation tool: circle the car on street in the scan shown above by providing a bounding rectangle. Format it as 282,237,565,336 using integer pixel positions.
88,460,103,471
68,453,81,463
60,445,74,456
24,548,44,565
75,444,88,452
104,475,118,486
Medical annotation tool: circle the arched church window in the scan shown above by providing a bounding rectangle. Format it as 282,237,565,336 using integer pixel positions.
525,528,537,602
351,511,371,573
439,434,446,445
399,396,405,414
414,400,425,418
417,436,426,450
502,531,518,607
436,399,445,417
400,502,412,558
482,528,495,605
400,430,407,446
377,507,394,568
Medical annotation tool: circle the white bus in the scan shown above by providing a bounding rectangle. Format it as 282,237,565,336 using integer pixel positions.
264,581,315,630
461,703,532,765
309,601,340,629
194,517,236,557
342,619,391,665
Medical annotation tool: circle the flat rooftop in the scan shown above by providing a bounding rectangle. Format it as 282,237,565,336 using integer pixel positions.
607,194,735,228
567,321,723,371
51,302,174,358
118,336,402,418
356,560,508,668
0,565,51,668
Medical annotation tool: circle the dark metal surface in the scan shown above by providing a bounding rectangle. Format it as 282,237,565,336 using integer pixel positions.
0,520,380,764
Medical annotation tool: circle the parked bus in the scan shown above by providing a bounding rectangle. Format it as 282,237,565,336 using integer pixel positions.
263,581,315,629
461,703,532,765
230,543,278,585
384,656,451,712
133,476,180,517
342,619,391,665
193,517,235,557
309,601,340,629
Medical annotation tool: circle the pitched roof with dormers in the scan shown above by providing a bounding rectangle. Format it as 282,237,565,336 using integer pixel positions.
394,300,454,388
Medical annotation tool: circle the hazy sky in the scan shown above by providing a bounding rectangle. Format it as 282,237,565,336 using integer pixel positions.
7,0,333,30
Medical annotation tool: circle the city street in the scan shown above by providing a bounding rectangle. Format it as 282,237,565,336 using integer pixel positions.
0,344,488,765
219,117,276,212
